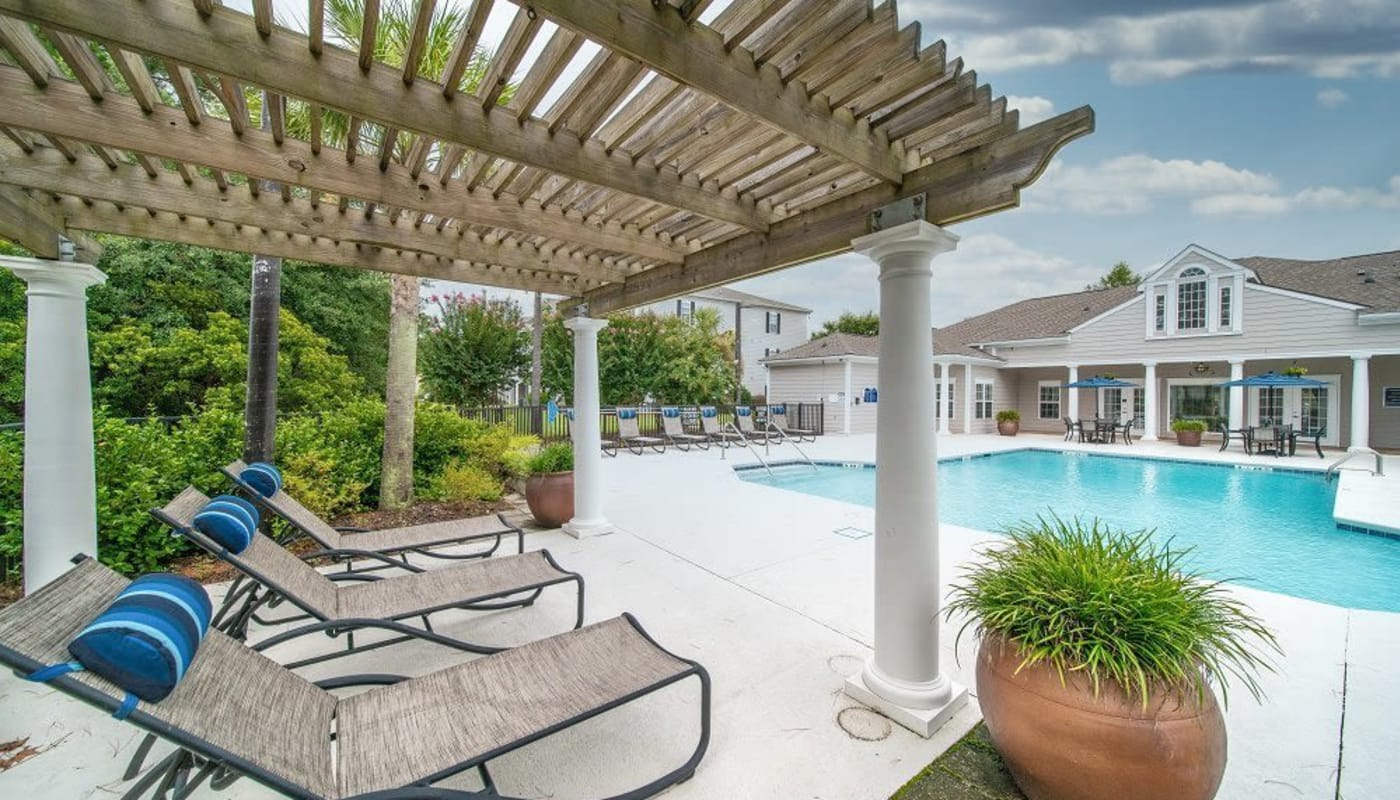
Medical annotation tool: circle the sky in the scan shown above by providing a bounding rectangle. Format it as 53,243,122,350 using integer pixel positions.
231,0,1400,328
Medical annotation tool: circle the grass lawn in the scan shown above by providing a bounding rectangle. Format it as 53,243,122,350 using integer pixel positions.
891,724,1026,800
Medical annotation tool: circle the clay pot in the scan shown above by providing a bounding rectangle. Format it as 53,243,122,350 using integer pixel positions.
524,471,574,528
976,637,1226,800
997,420,1020,436
1176,429,1203,447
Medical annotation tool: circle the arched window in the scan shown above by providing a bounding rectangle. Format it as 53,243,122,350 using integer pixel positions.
1176,267,1207,330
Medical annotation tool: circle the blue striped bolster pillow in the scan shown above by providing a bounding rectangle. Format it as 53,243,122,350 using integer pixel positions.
192,495,259,554
67,574,213,703
240,461,283,498
662,407,680,418
701,407,717,418
617,408,637,420
736,406,751,417
771,404,786,414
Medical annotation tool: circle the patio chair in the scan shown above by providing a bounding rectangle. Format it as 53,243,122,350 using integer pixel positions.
616,408,667,455
769,405,816,443
2,556,710,800
1218,423,1254,454
699,406,745,448
734,406,776,443
566,408,618,457
1119,418,1134,445
661,407,710,451
1062,417,1085,443
153,487,584,668
1288,425,1327,458
224,460,523,565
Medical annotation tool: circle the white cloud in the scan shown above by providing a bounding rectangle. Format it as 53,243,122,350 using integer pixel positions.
1316,88,1351,108
1006,95,1056,126
1024,155,1278,215
1191,175,1400,215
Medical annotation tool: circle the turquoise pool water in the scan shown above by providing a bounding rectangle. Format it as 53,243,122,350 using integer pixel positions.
739,450,1400,612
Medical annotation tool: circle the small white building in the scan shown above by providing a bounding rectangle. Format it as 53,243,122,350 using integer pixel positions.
767,244,1400,450
639,286,810,397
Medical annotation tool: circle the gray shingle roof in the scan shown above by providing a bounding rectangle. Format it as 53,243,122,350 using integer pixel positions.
762,332,878,363
937,285,1138,348
1236,250,1400,314
694,286,812,313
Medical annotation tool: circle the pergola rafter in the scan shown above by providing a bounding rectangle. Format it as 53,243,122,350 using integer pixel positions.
0,0,1091,317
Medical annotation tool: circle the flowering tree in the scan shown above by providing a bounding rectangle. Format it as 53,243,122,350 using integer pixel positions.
419,293,530,408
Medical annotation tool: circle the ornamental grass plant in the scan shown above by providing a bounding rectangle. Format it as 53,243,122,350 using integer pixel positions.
947,514,1280,707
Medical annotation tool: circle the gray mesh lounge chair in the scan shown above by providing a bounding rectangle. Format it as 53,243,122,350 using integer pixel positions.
0,557,710,800
768,405,816,443
224,460,522,564
660,407,709,451
734,406,776,443
153,487,584,668
698,406,744,448
616,408,666,455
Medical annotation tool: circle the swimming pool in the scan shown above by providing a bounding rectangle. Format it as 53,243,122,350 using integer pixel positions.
738,449,1400,612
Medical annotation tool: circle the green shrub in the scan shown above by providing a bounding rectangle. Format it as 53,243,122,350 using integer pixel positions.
946,515,1279,707
1171,418,1209,433
0,431,22,577
995,409,1021,423
430,461,504,503
528,442,573,475
276,398,383,518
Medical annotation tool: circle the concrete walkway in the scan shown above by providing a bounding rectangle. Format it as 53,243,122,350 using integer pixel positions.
0,432,1396,799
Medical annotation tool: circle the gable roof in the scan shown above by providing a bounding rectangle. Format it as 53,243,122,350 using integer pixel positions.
939,285,1139,348
763,330,1004,364
692,286,812,314
1236,250,1400,314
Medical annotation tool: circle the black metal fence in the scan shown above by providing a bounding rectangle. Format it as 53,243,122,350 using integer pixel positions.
455,402,825,441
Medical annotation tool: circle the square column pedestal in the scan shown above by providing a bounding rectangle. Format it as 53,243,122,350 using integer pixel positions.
843,220,967,737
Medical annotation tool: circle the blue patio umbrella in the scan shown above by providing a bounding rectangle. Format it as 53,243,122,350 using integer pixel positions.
1216,371,1327,388
1062,376,1140,421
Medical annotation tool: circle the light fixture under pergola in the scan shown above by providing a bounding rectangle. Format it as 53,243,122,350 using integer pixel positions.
0,0,1091,312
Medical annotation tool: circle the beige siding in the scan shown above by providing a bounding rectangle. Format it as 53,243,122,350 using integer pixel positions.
1374,356,1400,450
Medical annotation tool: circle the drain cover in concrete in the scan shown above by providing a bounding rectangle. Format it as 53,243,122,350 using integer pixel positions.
834,526,872,539
838,706,892,741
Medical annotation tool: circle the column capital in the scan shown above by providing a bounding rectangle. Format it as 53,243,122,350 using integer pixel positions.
1,256,106,293
1141,360,1157,368
1229,358,1246,367
852,220,959,263
1351,353,1372,362
563,316,609,334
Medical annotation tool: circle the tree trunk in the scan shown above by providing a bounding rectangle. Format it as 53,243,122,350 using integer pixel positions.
243,252,281,462
379,273,420,510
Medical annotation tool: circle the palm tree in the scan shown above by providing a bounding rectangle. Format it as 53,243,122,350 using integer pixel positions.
308,0,503,509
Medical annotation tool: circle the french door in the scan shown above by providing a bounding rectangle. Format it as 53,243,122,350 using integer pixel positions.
1249,380,1338,446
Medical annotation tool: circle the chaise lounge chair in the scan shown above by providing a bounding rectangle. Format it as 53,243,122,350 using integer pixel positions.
224,460,523,564
699,406,745,448
153,487,584,668
768,405,816,443
734,406,776,443
616,408,667,455
1,556,710,800
660,407,710,451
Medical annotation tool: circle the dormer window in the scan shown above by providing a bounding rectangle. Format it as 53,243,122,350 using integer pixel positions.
1176,267,1207,330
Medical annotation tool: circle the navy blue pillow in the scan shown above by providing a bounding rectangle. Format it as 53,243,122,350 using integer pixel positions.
240,462,283,498
67,574,213,703
192,495,259,554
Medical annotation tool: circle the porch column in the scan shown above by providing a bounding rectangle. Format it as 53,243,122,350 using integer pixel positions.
1141,362,1159,441
844,220,967,737
938,362,951,434
1228,360,1245,430
2,256,107,594
843,359,853,434
1067,365,1080,422
562,316,613,538
1350,355,1371,451
962,363,974,434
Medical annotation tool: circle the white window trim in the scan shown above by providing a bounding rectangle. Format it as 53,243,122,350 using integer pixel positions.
935,378,958,419
1165,377,1228,425
974,379,995,420
1037,380,1062,420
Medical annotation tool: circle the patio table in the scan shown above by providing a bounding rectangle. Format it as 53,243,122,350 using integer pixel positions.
1219,426,1254,454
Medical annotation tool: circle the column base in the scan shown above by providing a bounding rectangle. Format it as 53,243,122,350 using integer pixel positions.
562,517,614,539
844,667,968,738
1139,433,1159,441
1347,445,1371,453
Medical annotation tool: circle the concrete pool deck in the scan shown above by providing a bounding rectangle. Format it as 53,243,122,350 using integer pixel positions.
0,432,1396,799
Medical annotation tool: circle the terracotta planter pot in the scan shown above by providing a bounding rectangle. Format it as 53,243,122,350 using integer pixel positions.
1176,429,1204,447
997,420,1020,436
976,637,1226,800
524,471,574,528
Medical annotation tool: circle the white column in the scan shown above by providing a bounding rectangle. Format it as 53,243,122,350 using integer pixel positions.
1350,355,1371,451
3,257,107,594
1141,362,1159,441
962,363,974,434
843,358,852,434
1228,360,1245,430
1067,365,1080,423
938,362,951,434
843,220,967,737
562,316,613,538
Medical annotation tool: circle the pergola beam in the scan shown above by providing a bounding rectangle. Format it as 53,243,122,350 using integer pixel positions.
570,106,1095,315
528,0,905,182
43,195,579,294
0,146,632,283
2,0,767,231
0,66,682,263
0,184,102,260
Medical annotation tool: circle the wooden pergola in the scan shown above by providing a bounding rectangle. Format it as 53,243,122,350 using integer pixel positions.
0,0,1090,313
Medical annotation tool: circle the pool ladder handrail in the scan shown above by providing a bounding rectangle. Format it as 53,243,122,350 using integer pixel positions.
1325,447,1384,482
719,420,774,477
762,422,819,473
